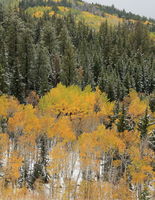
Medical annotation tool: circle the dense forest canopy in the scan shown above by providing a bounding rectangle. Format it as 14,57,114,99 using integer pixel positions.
1,0,155,199
0,1,155,102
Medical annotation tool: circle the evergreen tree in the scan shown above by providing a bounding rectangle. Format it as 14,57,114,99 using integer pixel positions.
42,22,61,87
138,109,149,139
18,27,36,95
116,104,132,132
0,64,8,94
60,26,76,86
35,41,51,95
10,64,25,102
0,25,9,93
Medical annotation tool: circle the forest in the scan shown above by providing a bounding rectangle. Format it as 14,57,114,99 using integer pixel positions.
0,4,155,102
0,0,155,199
1,84,155,199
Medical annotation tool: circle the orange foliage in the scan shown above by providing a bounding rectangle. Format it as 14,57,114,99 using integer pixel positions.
0,85,155,199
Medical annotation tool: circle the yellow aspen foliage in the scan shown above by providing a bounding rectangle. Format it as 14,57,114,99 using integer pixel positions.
99,101,114,117
112,178,136,200
33,11,43,18
5,151,23,182
0,133,9,159
79,132,98,168
26,6,52,17
147,123,155,135
49,11,55,16
94,87,114,117
0,95,20,118
1,84,155,199
26,91,39,107
118,130,140,148
79,125,125,169
39,115,55,133
18,132,36,152
39,84,91,117
8,104,41,135
128,146,154,184
53,0,62,2
0,185,14,200
78,181,114,200
14,187,28,199
62,180,76,200
39,84,114,120
58,6,70,12
128,90,148,117
47,117,76,142
48,143,69,175
96,126,125,154
112,159,122,167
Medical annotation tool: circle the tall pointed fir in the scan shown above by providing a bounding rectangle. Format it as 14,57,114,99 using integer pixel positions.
5,12,26,100
42,22,61,87
10,63,25,102
59,25,76,86
0,25,9,93
35,41,51,96
18,27,36,96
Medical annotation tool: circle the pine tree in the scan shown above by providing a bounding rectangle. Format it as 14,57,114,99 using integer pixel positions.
0,64,8,94
60,26,76,86
116,104,130,132
10,64,25,102
35,41,51,95
92,53,101,86
138,109,149,139
0,26,9,93
18,27,36,94
42,22,61,87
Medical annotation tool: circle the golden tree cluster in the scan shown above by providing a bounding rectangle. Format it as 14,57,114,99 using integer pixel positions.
0,84,155,199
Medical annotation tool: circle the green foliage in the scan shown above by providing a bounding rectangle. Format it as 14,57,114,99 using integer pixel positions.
139,187,151,200
138,109,150,139
0,1,155,104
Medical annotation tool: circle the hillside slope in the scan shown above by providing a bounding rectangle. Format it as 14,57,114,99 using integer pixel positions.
0,1,155,200
1,0,155,31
